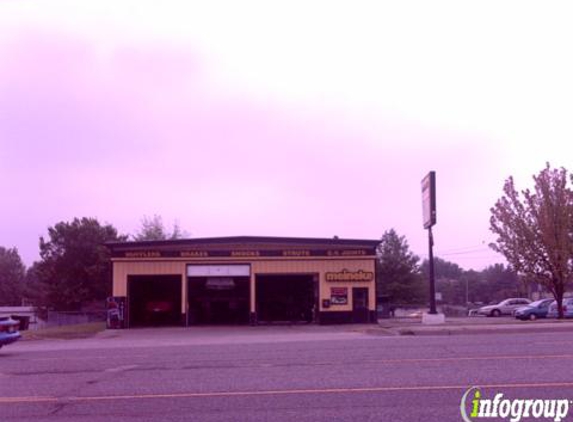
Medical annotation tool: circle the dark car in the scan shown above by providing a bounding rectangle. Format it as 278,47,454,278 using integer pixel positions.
0,317,21,349
514,298,554,321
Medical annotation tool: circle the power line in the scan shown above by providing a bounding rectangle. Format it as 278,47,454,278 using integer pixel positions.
435,244,491,255
438,248,493,257
437,244,485,253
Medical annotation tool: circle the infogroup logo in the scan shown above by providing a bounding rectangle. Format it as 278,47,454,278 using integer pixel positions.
460,387,571,422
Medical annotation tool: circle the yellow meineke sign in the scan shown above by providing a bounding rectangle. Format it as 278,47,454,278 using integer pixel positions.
325,269,374,282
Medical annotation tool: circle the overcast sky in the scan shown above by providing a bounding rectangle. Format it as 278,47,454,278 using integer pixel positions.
1,1,572,270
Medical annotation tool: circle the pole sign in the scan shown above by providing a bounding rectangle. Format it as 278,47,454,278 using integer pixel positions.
422,171,437,229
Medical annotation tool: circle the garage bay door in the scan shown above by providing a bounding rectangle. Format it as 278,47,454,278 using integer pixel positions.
127,275,182,327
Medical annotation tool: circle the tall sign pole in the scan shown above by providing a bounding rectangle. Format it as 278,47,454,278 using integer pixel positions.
427,226,436,314
422,171,437,315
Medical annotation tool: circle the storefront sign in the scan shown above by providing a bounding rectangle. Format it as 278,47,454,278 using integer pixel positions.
114,248,376,258
187,264,251,277
330,287,348,305
282,250,311,257
422,171,437,229
325,269,374,282
180,251,209,258
124,251,162,258
230,250,260,257
206,278,236,290
326,250,368,257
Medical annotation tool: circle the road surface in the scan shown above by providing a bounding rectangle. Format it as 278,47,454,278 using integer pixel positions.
2,327,573,421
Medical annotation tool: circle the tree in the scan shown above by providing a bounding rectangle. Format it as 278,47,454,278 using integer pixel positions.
423,257,465,305
22,262,50,318
419,257,465,305
480,263,524,303
0,247,26,305
420,257,464,281
377,229,426,304
35,217,127,310
460,270,483,305
133,215,187,241
490,164,573,318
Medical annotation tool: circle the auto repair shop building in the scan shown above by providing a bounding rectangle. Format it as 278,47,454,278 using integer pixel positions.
107,236,380,327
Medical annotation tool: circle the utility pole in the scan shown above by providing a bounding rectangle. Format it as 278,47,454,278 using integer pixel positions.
466,277,469,306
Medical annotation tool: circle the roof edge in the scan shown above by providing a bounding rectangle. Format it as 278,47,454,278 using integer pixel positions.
106,235,381,249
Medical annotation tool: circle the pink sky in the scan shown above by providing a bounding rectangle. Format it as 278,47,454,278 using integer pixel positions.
2,1,573,270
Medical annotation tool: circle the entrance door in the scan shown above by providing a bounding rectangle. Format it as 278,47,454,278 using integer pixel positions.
352,287,369,323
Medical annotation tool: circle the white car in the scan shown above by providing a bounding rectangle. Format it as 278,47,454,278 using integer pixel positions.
547,298,573,318
476,298,532,317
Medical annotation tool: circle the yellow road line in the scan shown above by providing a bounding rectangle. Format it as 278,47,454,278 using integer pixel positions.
14,353,573,367
369,354,573,364
3,382,573,404
0,397,58,404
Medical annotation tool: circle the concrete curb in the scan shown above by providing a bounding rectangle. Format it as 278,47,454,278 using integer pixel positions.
368,323,573,336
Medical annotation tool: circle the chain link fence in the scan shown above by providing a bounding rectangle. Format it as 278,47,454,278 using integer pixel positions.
45,310,106,327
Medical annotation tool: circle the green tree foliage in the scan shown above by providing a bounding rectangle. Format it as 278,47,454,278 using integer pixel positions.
22,262,49,319
480,263,525,302
420,257,464,305
490,164,573,318
0,247,26,305
420,257,464,280
376,229,426,304
460,270,483,304
133,215,187,241
35,217,127,310
419,259,521,305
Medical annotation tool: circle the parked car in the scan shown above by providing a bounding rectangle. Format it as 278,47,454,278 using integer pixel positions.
0,317,21,349
145,301,174,325
514,298,554,321
546,297,573,318
476,298,532,317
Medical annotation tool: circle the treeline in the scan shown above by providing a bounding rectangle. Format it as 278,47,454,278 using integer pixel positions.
0,215,185,310
378,163,573,317
425,260,526,306
375,229,526,307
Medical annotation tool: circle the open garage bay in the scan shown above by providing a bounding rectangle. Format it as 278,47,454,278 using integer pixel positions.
127,275,182,327
256,274,316,323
